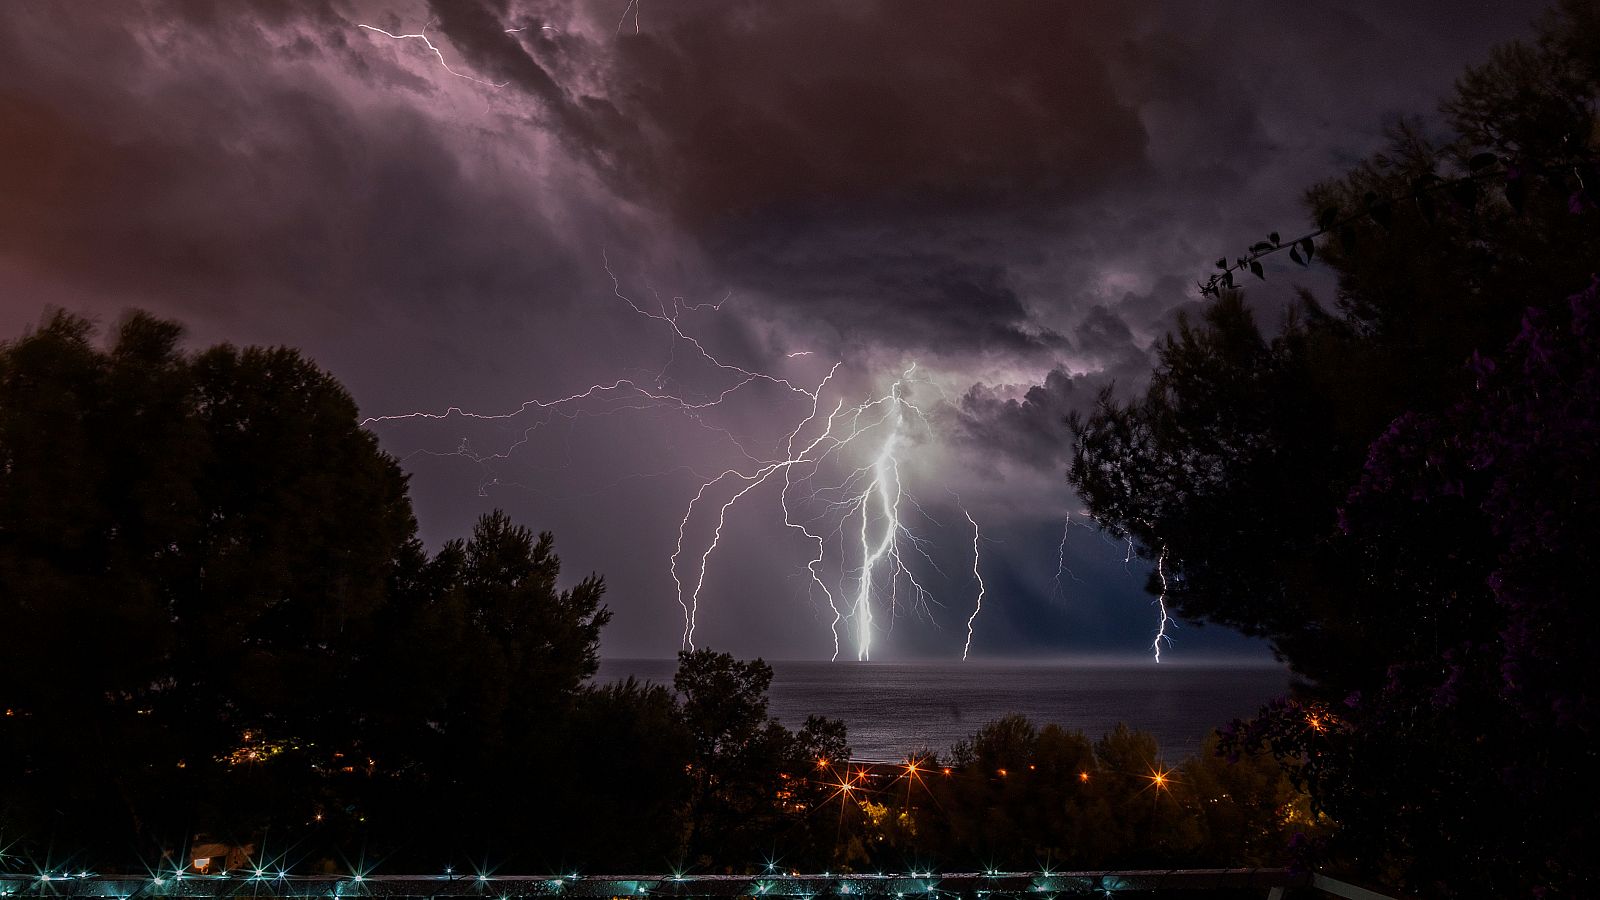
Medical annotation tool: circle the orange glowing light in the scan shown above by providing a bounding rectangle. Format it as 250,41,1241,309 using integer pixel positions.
817,758,829,769
942,767,952,776
1146,766,1175,792
997,768,1008,777
1078,771,1090,783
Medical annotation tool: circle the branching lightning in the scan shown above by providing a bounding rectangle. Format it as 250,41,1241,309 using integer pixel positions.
351,5,1186,666
1050,514,1073,601
1065,512,1176,662
674,360,981,661
355,23,512,88
1151,545,1174,662
365,255,987,661
616,0,641,35
961,509,984,660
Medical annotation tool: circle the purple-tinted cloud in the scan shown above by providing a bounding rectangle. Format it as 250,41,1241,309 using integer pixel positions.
0,0,1545,659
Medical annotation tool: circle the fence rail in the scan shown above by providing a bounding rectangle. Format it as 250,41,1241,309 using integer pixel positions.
0,870,1399,899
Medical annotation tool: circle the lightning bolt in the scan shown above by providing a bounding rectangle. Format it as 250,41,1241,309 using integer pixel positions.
1152,544,1174,662
961,509,984,661
616,0,641,35
367,253,986,660
1048,510,1104,602
676,362,969,660
1051,514,1071,600
1080,513,1177,662
673,369,844,651
355,23,512,88
846,401,904,661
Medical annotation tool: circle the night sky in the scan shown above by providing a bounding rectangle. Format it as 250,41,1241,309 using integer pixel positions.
0,1,1546,661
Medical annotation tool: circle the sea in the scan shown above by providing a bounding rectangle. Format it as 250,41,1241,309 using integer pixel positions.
595,659,1290,762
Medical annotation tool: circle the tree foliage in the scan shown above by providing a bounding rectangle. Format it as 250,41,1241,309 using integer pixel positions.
0,312,1345,875
673,649,853,870
1069,4,1599,894
0,312,618,871
0,311,417,857
857,717,1309,872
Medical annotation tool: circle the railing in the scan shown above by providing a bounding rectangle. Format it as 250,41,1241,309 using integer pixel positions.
0,871,1401,899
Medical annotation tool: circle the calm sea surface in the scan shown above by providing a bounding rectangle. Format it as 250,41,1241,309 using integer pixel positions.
595,659,1289,762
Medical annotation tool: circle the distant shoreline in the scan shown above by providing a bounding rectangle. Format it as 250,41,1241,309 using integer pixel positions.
598,655,1289,669
597,658,1291,759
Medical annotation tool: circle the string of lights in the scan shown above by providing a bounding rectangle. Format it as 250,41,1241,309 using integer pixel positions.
0,868,1310,898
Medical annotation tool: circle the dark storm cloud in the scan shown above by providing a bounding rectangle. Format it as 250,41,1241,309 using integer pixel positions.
951,301,1154,470
436,0,1152,222
410,0,1152,356
706,236,1072,361
956,368,1087,470
0,0,1547,659
0,2,574,317
0,0,638,416
1075,306,1133,354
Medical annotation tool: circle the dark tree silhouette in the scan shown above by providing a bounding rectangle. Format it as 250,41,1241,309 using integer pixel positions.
0,311,416,860
882,717,1303,871
672,649,851,871
0,312,617,872
1068,4,1599,894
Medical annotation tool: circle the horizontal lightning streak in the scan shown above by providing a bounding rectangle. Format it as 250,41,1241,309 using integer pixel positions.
355,23,510,88
365,251,986,660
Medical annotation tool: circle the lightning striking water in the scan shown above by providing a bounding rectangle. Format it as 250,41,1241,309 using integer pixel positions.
1152,545,1174,662
1051,514,1072,600
366,256,986,661
961,509,984,660
673,361,976,661
350,8,1182,665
